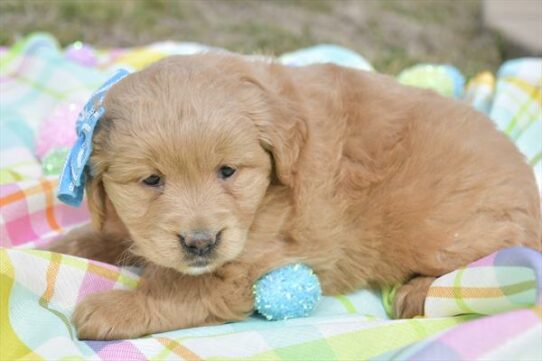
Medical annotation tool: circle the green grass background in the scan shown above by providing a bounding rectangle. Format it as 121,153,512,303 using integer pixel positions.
0,0,518,76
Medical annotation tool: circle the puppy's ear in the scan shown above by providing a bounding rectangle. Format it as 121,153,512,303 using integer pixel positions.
243,74,307,187
86,176,107,231
85,175,128,238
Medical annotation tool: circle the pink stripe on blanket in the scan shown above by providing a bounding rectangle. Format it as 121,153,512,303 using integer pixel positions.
416,308,540,360
85,340,147,361
76,267,117,303
55,202,89,225
468,252,496,267
5,213,39,246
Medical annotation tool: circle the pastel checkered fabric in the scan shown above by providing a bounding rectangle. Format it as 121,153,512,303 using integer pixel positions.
395,248,542,361
0,178,89,249
1,247,540,360
1,34,541,360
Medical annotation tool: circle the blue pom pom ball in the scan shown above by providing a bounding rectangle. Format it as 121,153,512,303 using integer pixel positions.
253,264,321,320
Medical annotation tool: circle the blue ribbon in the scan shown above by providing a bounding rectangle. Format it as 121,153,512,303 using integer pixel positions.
57,69,130,207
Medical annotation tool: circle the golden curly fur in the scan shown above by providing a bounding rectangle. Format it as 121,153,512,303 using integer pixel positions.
49,53,541,340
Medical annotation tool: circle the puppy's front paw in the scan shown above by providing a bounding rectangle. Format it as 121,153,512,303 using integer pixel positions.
73,290,149,340
393,277,435,319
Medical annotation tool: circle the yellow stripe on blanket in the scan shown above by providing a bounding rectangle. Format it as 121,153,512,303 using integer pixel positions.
155,337,203,361
504,77,542,106
427,280,537,298
0,250,42,360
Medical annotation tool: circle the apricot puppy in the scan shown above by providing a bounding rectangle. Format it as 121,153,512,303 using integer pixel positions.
49,53,541,340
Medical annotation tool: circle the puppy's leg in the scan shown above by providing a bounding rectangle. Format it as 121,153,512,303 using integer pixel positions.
73,261,255,340
393,276,435,318
46,224,130,265
394,210,540,319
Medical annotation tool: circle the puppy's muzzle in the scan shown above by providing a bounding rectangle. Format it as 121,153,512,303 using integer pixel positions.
179,230,221,257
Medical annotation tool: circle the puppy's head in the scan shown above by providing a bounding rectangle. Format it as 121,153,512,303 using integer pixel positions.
87,54,305,274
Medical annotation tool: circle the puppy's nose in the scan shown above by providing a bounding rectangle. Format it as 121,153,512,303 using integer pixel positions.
179,230,219,256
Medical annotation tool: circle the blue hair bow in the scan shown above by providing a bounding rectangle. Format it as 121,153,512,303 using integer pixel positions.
57,69,130,207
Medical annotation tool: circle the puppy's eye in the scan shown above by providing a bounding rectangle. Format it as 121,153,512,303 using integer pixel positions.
218,166,236,179
142,174,163,187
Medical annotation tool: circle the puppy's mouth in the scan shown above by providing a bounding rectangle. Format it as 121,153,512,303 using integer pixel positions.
186,257,216,275
189,257,211,268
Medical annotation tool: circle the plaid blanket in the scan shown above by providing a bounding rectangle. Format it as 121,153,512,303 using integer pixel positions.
2,247,540,360
1,33,541,360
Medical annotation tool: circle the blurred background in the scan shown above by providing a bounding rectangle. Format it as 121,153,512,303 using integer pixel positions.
1,0,541,76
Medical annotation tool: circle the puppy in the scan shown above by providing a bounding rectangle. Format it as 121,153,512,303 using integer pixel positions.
49,53,541,340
